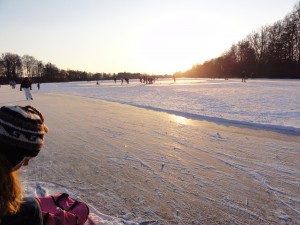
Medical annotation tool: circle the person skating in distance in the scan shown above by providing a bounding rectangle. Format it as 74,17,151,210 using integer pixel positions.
20,77,33,100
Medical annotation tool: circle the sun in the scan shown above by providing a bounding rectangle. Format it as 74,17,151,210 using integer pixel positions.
130,15,204,74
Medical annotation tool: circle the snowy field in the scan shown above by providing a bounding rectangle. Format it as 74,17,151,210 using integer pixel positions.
0,78,299,225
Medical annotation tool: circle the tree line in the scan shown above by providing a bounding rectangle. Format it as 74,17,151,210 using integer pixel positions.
178,2,300,79
0,53,169,84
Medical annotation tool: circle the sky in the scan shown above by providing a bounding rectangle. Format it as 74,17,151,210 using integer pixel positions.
0,0,298,74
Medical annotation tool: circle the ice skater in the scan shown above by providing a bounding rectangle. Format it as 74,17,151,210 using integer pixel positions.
241,71,247,82
124,77,129,84
20,77,33,100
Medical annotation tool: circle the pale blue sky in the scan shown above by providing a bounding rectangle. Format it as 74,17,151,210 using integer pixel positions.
0,0,298,74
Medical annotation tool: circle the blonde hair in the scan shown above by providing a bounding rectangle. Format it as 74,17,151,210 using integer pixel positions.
0,153,22,223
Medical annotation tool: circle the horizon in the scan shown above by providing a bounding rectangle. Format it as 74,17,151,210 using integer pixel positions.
0,0,298,74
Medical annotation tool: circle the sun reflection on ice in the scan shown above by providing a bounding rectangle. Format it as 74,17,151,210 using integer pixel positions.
171,115,190,125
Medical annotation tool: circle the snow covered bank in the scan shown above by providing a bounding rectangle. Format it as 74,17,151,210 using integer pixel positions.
0,82,299,224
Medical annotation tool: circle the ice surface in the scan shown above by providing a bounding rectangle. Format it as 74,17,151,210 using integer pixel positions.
38,78,300,133
1,78,299,224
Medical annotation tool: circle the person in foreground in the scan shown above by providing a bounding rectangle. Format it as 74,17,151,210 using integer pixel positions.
0,105,48,225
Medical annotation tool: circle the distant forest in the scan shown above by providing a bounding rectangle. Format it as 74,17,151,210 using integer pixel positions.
0,54,156,84
176,2,300,79
1,3,300,83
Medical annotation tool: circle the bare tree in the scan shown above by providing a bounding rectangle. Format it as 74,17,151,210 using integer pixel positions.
43,63,59,81
237,40,256,66
35,61,45,79
247,26,268,65
290,3,300,63
22,55,37,78
264,21,284,64
0,53,22,81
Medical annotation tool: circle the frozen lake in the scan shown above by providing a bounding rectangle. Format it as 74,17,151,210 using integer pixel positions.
38,78,300,133
1,78,299,224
